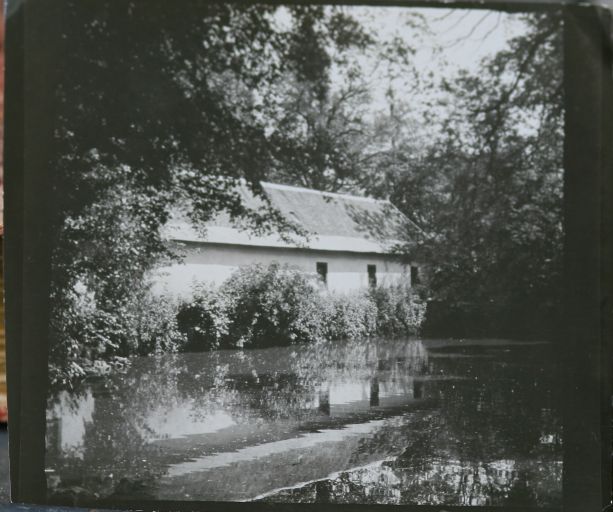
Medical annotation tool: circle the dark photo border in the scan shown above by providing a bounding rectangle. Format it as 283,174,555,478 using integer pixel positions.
4,1,612,511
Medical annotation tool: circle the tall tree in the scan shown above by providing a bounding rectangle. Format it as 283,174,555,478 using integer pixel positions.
381,12,564,338
266,6,375,192
47,2,371,381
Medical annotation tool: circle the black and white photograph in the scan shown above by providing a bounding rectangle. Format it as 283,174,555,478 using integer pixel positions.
21,0,572,507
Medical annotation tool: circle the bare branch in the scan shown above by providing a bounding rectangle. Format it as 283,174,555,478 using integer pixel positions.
441,12,493,50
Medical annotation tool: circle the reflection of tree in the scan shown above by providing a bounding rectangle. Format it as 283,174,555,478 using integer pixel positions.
295,337,428,387
46,338,430,502
47,381,168,502
393,346,562,507
47,341,562,507
426,347,562,461
263,344,563,507
47,357,212,501
267,417,561,507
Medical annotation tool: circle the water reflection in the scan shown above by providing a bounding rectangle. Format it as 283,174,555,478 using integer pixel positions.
45,338,562,507
46,389,95,459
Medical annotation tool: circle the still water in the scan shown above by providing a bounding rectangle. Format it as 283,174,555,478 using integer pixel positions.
45,338,563,507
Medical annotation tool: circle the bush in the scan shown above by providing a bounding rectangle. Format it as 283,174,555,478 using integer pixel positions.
126,290,186,356
322,291,377,340
369,283,427,337
176,263,326,349
176,283,230,351
176,263,427,351
49,281,185,385
218,262,324,348
50,263,429,385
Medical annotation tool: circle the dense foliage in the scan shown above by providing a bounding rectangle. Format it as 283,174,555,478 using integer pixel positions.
47,2,374,382
46,5,564,382
177,263,426,351
361,13,564,338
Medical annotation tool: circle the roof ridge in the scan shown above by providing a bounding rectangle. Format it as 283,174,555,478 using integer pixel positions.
260,181,389,205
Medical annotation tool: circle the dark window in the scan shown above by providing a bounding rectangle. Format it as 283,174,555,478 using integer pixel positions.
367,264,377,288
410,265,419,286
316,262,328,285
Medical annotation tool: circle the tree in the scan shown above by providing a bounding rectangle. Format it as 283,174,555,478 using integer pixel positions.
47,2,373,382
265,7,425,194
378,12,564,338
266,6,375,192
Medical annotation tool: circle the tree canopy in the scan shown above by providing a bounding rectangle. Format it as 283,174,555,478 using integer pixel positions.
385,12,564,338
46,4,564,382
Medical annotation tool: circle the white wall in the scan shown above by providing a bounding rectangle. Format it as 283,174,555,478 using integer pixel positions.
152,242,414,297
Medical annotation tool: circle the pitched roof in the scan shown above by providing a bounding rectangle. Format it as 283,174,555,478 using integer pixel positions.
163,182,412,254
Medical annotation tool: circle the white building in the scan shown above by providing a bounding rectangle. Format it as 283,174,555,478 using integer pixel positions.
154,182,420,296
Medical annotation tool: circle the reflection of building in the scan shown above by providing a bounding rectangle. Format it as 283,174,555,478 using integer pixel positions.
155,182,421,295
314,375,426,417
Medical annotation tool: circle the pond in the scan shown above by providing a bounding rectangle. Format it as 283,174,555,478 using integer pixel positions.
45,338,563,507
